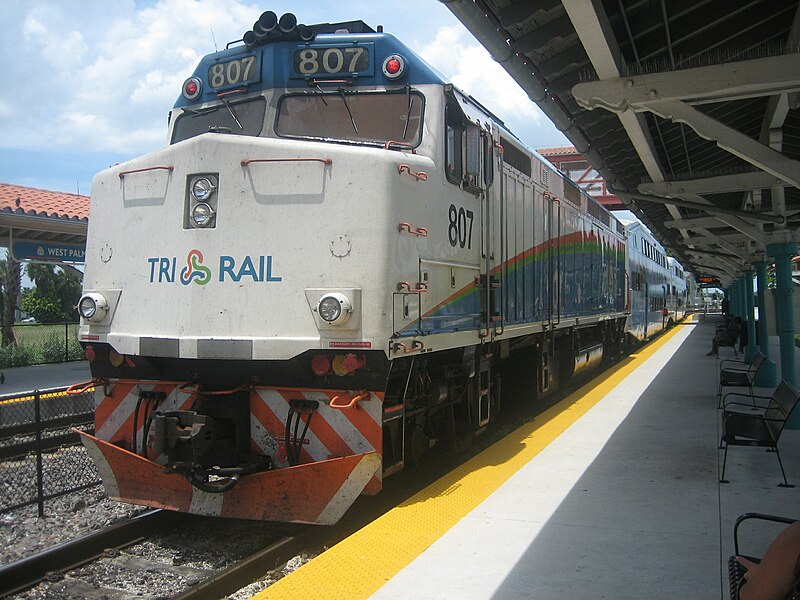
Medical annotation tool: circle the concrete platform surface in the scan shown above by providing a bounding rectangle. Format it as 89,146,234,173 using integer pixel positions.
258,314,800,600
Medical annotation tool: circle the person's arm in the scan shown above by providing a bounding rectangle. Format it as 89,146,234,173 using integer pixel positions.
739,521,800,600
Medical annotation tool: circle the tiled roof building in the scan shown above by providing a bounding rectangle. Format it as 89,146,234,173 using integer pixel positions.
0,183,89,221
0,183,89,252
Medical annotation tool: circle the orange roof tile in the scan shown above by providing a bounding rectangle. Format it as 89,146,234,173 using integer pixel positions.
536,145,578,156
0,183,89,222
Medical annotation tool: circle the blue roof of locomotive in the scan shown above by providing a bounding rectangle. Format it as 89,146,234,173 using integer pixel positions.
173,32,448,109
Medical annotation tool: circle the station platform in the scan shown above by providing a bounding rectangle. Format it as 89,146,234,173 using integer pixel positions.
256,314,800,600
0,360,90,396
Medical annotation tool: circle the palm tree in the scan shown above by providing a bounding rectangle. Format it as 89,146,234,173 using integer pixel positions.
0,252,21,346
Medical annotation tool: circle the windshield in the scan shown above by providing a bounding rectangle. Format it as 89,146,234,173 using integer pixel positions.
171,97,267,144
275,89,424,146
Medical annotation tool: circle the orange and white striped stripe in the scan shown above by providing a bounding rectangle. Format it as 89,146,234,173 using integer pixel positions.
93,381,189,452
250,387,384,493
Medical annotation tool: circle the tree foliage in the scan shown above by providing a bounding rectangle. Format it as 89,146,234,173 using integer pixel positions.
0,252,21,345
21,263,82,323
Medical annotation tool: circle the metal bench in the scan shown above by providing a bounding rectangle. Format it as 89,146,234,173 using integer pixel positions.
717,351,766,408
728,512,797,600
719,379,800,487
715,320,739,358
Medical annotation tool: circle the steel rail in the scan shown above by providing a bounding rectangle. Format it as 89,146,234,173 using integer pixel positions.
0,509,178,597
172,534,311,600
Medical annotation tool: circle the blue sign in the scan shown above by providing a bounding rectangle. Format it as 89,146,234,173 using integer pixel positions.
13,242,86,263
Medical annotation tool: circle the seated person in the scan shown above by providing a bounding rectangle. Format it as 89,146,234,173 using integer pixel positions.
708,316,742,356
737,520,800,600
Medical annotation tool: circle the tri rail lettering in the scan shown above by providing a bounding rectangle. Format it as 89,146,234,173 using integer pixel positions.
147,249,282,285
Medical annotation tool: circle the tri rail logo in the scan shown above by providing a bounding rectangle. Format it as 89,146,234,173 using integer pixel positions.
147,249,282,285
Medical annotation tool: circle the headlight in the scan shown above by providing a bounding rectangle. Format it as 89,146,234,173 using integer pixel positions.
191,202,215,227
186,174,218,230
78,293,109,323
79,297,96,319
318,293,352,325
191,177,215,201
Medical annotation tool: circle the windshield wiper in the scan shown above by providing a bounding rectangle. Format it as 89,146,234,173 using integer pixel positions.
218,95,243,130
338,89,358,134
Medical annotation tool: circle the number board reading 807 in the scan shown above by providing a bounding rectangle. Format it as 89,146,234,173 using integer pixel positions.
293,45,371,76
208,55,261,90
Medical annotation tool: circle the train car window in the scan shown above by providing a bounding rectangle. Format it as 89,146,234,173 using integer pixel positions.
172,97,267,144
275,90,424,147
445,103,463,185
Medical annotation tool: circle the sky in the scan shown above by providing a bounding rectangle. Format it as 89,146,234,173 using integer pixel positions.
0,0,572,196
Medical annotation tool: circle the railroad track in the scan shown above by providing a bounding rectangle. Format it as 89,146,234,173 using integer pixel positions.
0,507,325,599
0,509,175,597
0,460,472,599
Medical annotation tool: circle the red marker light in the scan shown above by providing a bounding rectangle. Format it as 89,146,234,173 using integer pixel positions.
311,354,331,376
182,77,202,100
382,54,406,79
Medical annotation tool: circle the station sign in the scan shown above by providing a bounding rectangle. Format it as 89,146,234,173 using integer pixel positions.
697,276,720,286
13,241,86,263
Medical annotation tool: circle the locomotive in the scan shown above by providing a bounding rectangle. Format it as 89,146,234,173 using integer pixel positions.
76,12,679,524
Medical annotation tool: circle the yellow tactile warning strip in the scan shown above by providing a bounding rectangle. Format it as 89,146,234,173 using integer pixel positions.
256,318,693,599
0,389,90,406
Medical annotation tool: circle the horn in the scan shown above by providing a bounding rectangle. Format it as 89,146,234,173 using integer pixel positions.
243,30,257,46
297,24,314,41
254,11,278,37
278,13,297,33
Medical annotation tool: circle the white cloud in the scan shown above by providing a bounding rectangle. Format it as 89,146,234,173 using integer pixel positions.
0,1,568,177
413,25,569,151
418,26,543,128
1,0,260,154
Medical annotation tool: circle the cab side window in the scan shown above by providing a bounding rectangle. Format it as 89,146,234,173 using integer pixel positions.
445,98,487,195
445,104,463,185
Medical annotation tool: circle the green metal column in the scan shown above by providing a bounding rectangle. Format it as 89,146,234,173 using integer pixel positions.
730,280,740,317
726,284,734,316
739,277,748,320
744,270,757,361
767,241,797,389
754,259,778,386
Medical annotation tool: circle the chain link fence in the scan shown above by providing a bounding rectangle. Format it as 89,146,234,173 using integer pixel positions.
0,322,84,369
0,387,99,515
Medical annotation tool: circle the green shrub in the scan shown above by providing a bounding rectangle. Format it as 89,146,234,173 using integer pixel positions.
68,339,85,361
39,332,67,363
0,343,36,368
0,323,84,367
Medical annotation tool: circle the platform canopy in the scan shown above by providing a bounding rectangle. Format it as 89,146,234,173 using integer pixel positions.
443,0,800,286
0,183,88,265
